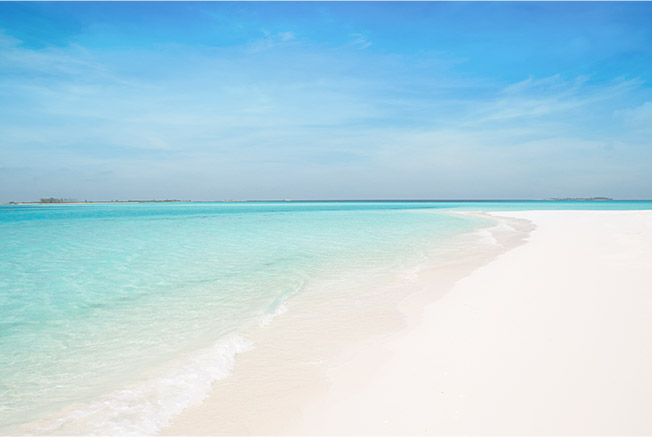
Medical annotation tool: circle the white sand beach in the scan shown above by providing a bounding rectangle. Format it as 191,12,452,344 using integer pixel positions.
165,210,652,435
290,210,652,435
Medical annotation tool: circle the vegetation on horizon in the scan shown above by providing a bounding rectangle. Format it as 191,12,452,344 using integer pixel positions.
39,198,77,203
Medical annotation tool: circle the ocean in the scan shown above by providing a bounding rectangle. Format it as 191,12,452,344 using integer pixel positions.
1,201,650,434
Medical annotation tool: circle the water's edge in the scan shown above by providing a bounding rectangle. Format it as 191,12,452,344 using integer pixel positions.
2,204,489,435
160,212,535,436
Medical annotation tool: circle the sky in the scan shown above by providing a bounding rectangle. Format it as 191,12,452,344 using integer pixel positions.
1,1,652,201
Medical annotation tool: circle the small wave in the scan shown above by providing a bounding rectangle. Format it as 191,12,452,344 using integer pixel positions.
258,281,302,328
474,219,518,247
259,303,288,327
398,263,424,283
32,335,253,436
493,221,516,232
474,229,499,246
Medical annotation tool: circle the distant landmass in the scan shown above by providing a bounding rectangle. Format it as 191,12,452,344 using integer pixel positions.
6,199,191,205
39,197,78,203
2,197,622,205
543,197,613,201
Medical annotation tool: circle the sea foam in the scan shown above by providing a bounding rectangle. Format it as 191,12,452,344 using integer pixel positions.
32,335,253,436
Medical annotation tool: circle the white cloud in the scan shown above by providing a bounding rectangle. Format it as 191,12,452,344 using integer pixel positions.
616,101,652,131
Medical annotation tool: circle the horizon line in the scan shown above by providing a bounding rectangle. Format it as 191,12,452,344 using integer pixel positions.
7,198,652,205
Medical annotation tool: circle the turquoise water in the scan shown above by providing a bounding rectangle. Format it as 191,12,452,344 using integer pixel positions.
1,201,651,434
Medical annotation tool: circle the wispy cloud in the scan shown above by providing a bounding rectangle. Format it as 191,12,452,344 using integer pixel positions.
350,33,372,49
473,76,631,123
247,30,296,52
1,2,652,201
615,101,652,131
0,29,19,48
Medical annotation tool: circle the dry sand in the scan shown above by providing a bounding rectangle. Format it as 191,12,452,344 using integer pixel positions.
289,210,652,435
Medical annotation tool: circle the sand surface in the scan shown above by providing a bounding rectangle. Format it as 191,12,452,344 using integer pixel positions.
289,210,652,435
164,210,652,435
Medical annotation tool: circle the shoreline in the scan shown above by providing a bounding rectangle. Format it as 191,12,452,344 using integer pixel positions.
288,210,652,435
161,212,534,435
4,208,518,436
11,209,652,435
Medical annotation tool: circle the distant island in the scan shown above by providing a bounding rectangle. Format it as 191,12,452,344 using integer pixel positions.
5,198,192,205
543,197,613,201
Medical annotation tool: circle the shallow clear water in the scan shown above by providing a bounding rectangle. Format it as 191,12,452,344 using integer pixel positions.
1,201,650,434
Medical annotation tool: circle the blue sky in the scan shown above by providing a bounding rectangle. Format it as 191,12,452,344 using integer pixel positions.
1,2,652,201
